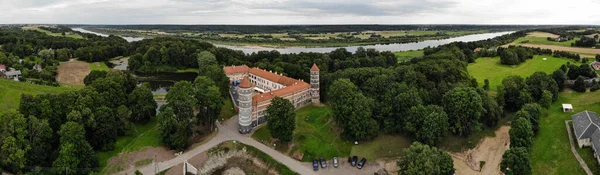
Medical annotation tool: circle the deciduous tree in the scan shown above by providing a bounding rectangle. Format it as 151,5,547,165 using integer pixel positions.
509,118,533,148
265,97,295,144
501,147,532,175
398,142,454,175
442,87,483,136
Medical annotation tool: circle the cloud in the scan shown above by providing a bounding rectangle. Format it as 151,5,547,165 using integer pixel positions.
0,0,598,24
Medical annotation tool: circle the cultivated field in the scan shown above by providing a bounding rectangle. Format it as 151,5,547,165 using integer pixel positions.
509,32,577,47
56,60,91,85
528,31,559,38
468,55,571,91
520,44,600,56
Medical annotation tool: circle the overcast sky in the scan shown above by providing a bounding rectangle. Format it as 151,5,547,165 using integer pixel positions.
1,0,599,24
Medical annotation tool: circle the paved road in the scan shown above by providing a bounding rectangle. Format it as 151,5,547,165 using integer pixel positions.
565,120,593,175
131,116,317,175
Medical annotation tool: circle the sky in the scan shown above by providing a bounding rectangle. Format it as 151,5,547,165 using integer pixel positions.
0,0,599,25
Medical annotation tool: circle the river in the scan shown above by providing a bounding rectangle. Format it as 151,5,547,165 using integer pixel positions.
72,27,513,53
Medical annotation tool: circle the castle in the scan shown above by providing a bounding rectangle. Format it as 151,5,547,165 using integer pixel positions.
224,64,320,134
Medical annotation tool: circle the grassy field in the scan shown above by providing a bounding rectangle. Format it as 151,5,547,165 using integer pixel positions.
97,117,161,169
22,26,84,39
90,62,110,71
0,79,76,110
394,50,424,62
468,55,572,91
530,90,600,175
219,98,237,121
349,134,411,160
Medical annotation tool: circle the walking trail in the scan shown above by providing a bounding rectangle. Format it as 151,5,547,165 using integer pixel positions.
129,116,316,175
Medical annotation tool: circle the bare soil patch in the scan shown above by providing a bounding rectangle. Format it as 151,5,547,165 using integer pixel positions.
56,59,91,85
528,32,559,38
107,146,176,175
451,125,510,175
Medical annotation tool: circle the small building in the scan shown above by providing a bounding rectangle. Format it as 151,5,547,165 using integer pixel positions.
473,48,482,52
590,61,600,71
572,111,600,165
3,68,22,81
32,64,43,72
563,104,574,113
0,64,6,72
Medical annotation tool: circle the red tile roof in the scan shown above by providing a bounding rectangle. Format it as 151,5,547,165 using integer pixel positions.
224,65,249,75
239,76,252,88
310,63,320,71
252,81,310,104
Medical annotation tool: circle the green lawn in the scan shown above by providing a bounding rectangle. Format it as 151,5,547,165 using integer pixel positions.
530,90,600,175
394,50,424,62
350,134,412,160
22,26,84,39
468,55,572,91
512,36,578,47
252,105,354,161
177,68,199,73
97,117,161,172
219,98,237,121
0,79,76,110
90,62,110,71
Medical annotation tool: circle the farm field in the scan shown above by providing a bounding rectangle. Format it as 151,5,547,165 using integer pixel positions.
393,50,424,62
511,35,578,47
530,90,600,175
22,26,84,39
0,79,76,110
468,55,572,91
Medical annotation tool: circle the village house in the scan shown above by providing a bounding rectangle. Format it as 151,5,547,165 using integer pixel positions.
572,111,600,165
225,64,320,134
0,64,6,72
3,68,22,81
590,61,600,71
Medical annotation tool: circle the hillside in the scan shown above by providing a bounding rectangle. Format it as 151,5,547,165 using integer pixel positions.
0,79,77,110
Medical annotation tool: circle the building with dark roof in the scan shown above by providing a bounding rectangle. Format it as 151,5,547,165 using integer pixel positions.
572,111,600,165
224,64,320,134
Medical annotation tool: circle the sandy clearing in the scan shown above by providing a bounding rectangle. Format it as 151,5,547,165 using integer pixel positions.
451,125,510,175
528,32,559,38
56,59,91,85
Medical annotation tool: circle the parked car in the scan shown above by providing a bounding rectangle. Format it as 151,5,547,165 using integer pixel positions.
357,158,367,169
313,159,319,171
333,157,339,168
320,157,327,168
351,156,358,166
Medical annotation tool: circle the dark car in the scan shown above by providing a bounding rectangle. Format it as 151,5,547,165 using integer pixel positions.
313,159,319,171
351,156,358,166
320,157,327,168
357,158,367,169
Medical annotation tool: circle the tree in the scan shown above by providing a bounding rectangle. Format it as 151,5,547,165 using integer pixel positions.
90,106,118,150
129,84,157,123
165,81,197,120
202,65,230,97
510,118,534,148
157,106,191,150
398,142,454,175
520,103,543,134
0,110,30,173
477,88,503,127
500,49,520,65
38,49,55,61
405,105,449,146
53,122,98,174
573,76,587,92
26,116,53,167
265,97,295,144
83,70,108,85
501,147,532,175
193,76,223,131
483,79,490,90
539,90,553,109
526,72,558,102
328,79,378,141
500,76,527,111
551,69,567,91
197,51,217,75
442,87,483,136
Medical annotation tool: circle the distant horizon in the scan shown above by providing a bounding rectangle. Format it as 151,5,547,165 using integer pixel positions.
5,24,600,26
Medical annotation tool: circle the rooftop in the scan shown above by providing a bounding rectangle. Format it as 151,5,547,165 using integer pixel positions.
572,111,600,140
563,104,573,109
311,63,320,71
239,76,252,88
224,65,249,75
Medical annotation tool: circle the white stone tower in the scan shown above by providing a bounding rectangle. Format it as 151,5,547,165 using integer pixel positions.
310,63,320,104
237,76,253,134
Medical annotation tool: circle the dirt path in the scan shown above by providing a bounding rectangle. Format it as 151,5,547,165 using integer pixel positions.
451,125,510,175
517,44,600,56
56,59,91,85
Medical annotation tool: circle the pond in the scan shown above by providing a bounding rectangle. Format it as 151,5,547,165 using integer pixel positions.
135,72,198,94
